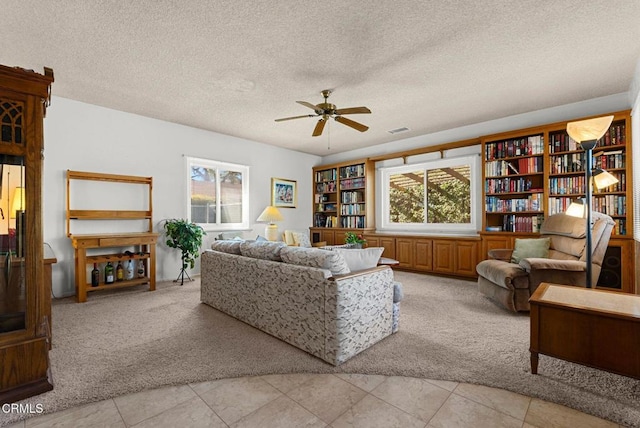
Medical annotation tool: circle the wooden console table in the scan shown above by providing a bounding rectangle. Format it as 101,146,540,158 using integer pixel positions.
530,282,640,379
66,171,157,302
69,232,157,303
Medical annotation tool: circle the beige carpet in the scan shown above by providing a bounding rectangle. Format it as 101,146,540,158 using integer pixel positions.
5,271,639,427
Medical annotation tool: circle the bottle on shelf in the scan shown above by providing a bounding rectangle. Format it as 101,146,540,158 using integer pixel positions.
116,261,124,281
125,259,134,280
91,263,100,287
137,260,145,278
104,261,114,284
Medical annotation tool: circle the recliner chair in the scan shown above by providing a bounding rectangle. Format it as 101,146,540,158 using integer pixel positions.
476,212,615,312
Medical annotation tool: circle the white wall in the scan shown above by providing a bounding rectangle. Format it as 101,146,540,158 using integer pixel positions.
320,93,631,165
44,97,320,297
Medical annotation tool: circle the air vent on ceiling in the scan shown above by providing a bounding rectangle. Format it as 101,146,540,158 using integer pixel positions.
388,127,410,135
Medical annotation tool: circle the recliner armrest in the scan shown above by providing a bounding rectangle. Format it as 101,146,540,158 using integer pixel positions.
487,249,513,262
519,258,585,272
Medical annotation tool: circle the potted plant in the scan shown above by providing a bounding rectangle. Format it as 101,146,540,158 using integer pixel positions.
344,232,366,249
164,219,206,285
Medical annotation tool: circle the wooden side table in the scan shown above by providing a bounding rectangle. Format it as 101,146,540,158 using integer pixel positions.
529,282,640,379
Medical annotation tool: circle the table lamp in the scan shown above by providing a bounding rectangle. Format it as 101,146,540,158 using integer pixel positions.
257,206,283,241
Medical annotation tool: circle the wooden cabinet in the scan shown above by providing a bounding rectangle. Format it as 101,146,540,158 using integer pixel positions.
312,159,374,236
455,240,479,277
66,171,158,303
362,234,397,260
433,240,455,274
0,65,54,404
395,238,414,269
363,234,479,278
414,239,433,271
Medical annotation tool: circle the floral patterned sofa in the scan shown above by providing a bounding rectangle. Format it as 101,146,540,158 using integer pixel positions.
201,240,401,366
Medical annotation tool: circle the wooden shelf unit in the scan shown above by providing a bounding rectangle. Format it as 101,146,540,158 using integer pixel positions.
311,159,375,244
66,171,158,303
0,65,55,404
480,110,634,293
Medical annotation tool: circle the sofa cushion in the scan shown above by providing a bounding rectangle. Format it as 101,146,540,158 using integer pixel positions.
280,246,350,275
240,240,287,261
332,247,384,271
291,231,312,247
510,238,550,264
211,240,243,255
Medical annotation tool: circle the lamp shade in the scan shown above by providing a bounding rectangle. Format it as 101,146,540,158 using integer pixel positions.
256,206,283,224
565,198,587,218
566,115,614,143
592,168,619,190
10,187,25,218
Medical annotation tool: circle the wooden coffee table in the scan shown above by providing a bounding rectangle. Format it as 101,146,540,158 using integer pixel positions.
529,282,640,379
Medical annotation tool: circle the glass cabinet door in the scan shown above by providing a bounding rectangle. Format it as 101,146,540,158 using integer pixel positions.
0,157,25,334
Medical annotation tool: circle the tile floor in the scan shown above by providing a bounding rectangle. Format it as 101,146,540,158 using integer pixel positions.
6,374,620,428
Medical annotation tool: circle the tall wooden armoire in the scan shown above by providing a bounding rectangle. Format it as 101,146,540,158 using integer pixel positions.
0,65,54,403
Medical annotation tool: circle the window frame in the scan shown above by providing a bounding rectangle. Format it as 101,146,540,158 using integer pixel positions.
185,156,250,231
377,154,480,234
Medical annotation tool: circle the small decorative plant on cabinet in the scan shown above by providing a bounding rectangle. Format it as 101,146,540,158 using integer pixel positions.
345,231,367,248
164,219,206,285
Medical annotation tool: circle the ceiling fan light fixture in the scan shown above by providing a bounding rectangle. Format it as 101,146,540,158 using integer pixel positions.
275,90,371,137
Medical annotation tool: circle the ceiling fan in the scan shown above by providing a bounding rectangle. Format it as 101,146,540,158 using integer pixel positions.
275,90,371,137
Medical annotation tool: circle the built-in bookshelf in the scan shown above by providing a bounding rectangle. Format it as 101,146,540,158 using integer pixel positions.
311,159,374,245
480,110,633,293
313,160,374,229
483,133,545,233
548,118,628,235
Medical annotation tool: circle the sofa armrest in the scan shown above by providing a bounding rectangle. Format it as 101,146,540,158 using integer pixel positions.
326,266,395,365
519,258,585,272
487,249,513,262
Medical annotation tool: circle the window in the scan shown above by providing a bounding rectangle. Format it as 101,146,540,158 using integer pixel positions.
185,157,250,230
378,155,480,233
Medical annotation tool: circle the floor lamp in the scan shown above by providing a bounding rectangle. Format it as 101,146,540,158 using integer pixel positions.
566,115,618,288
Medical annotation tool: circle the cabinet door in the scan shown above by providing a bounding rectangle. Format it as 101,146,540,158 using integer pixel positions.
433,240,455,274
481,235,512,260
396,238,414,269
455,241,479,277
320,230,336,246
363,235,379,248
414,239,433,271
379,237,396,260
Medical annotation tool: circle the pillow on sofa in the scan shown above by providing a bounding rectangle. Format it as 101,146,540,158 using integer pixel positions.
292,231,312,248
280,246,350,275
510,238,550,264
211,240,243,255
333,247,384,271
240,240,287,261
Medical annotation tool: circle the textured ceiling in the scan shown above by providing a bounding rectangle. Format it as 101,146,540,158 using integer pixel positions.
2,1,640,156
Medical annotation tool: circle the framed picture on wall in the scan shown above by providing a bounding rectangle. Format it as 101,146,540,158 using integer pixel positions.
271,177,297,208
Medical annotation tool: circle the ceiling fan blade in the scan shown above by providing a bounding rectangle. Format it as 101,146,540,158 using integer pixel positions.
275,114,315,122
334,106,371,115
312,118,326,137
335,116,369,132
296,101,320,112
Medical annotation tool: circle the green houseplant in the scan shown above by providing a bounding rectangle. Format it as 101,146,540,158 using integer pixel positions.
345,232,366,248
164,219,206,285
